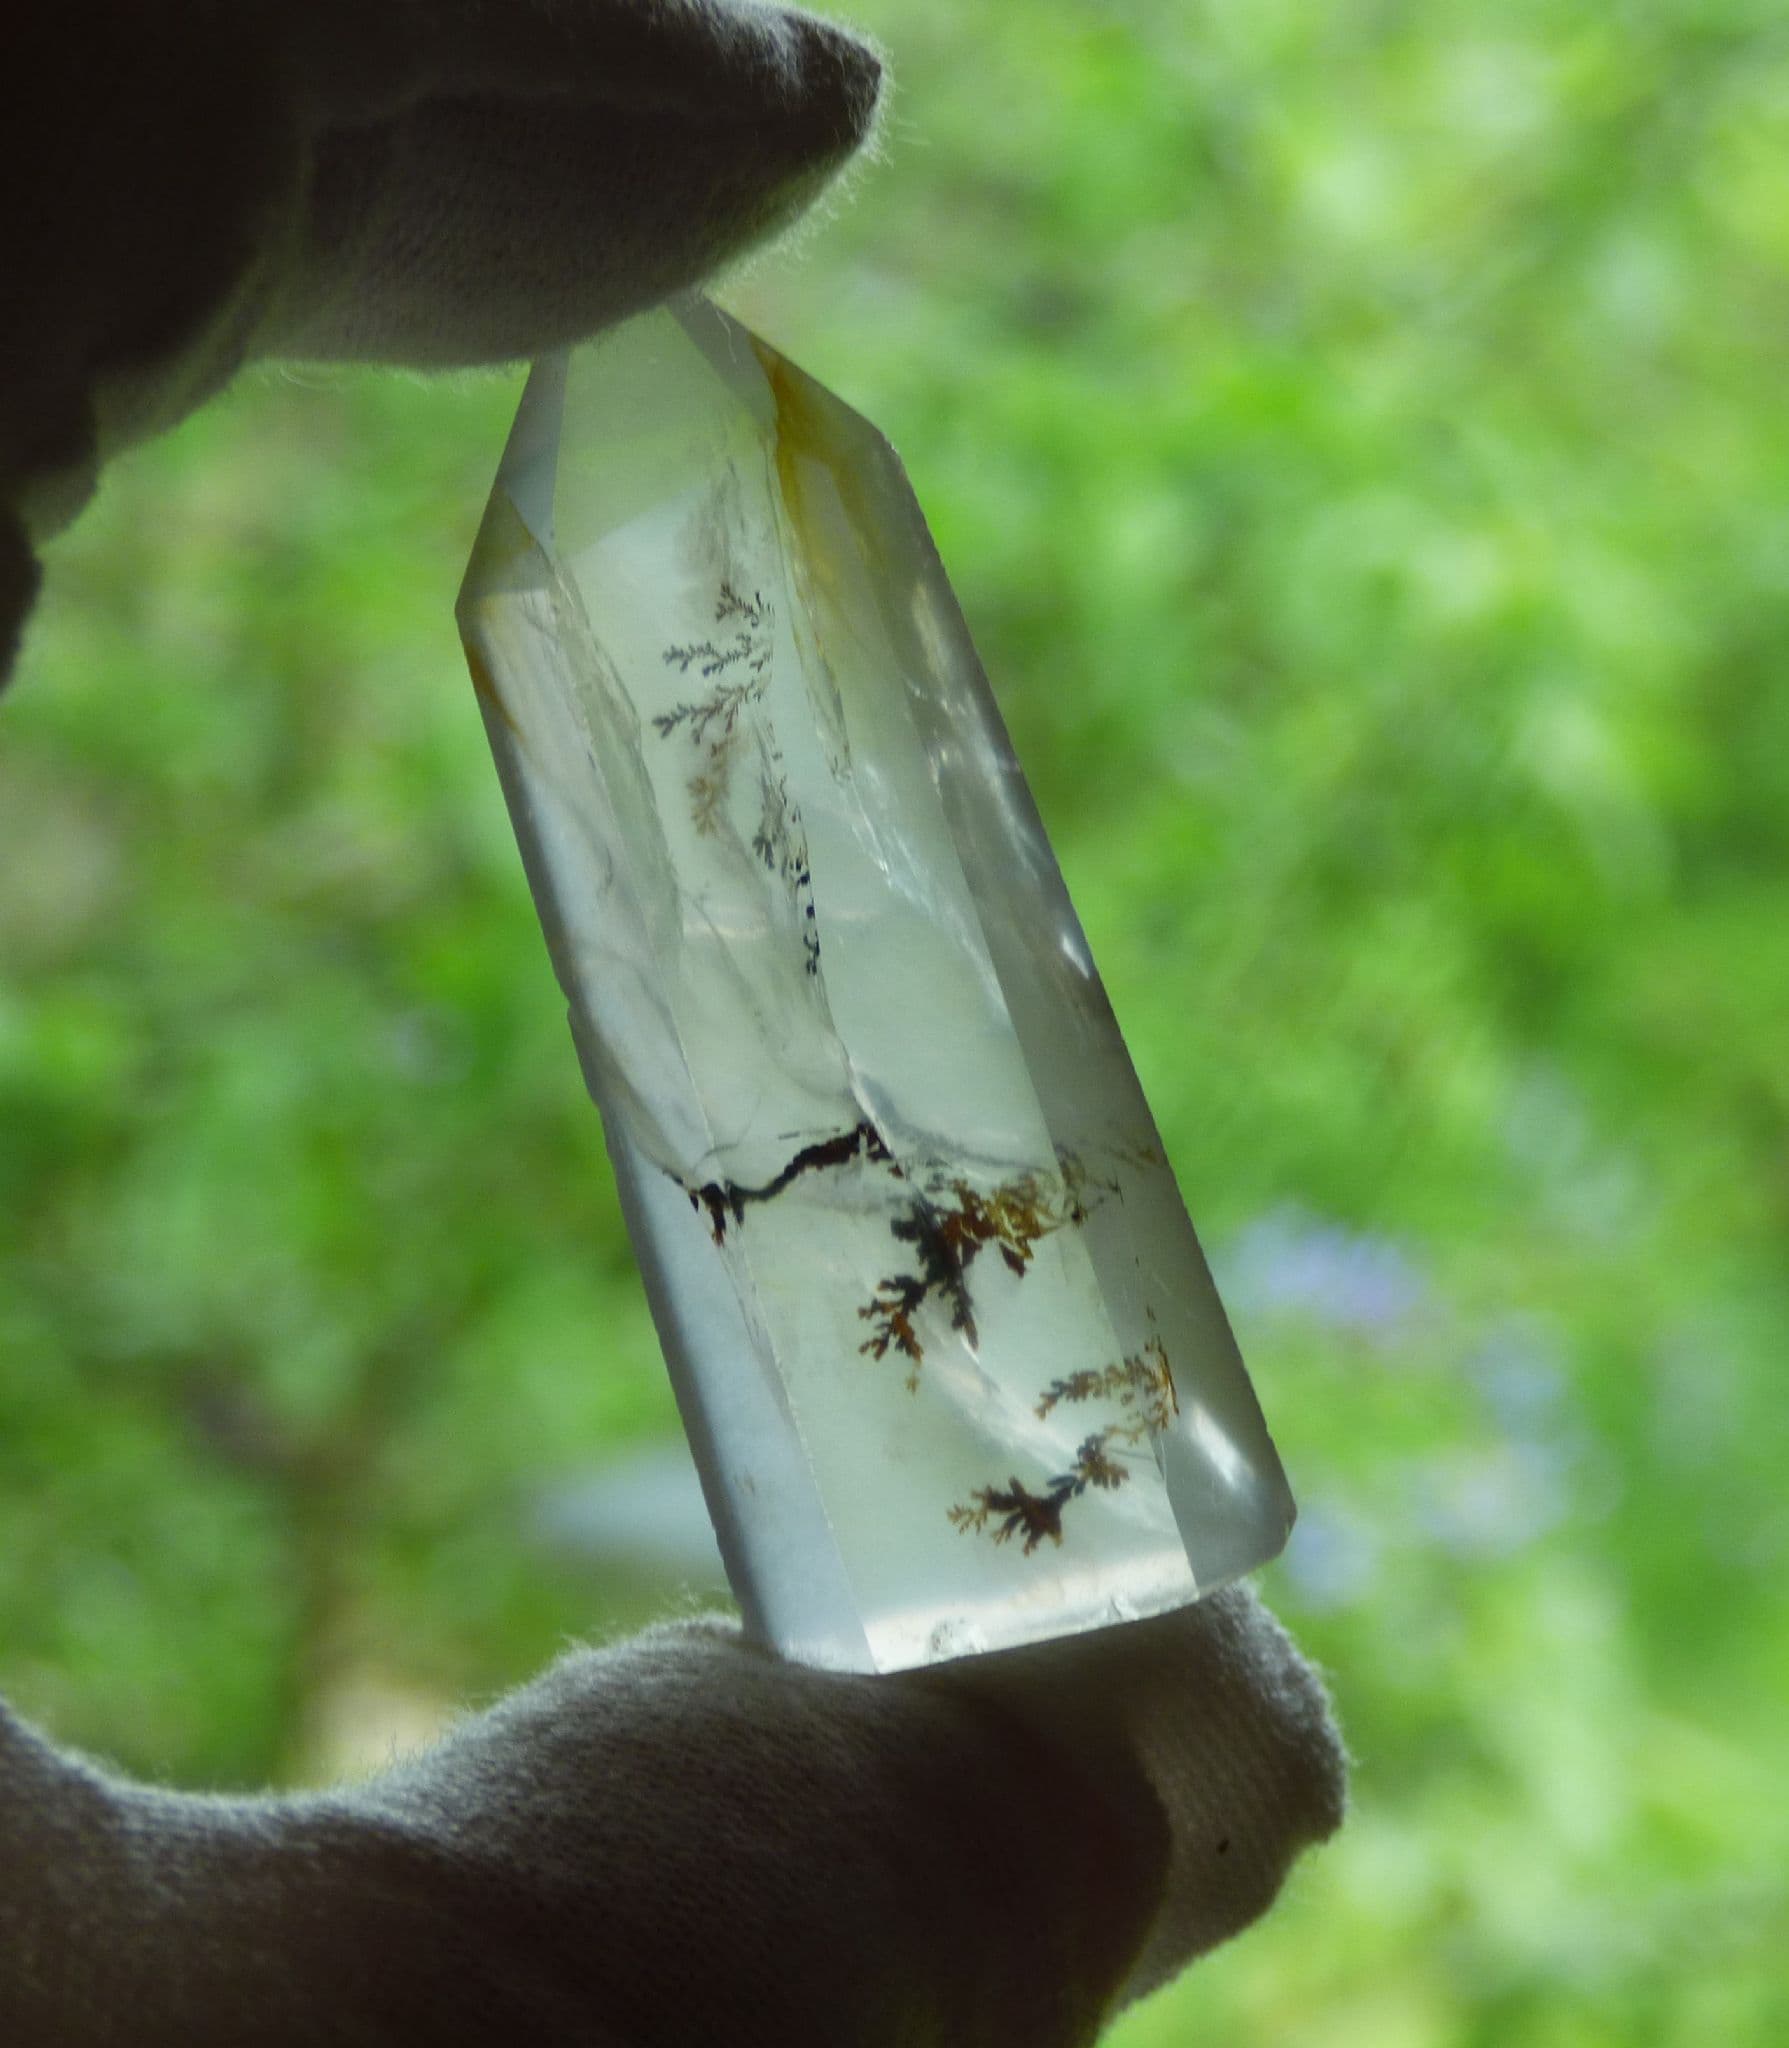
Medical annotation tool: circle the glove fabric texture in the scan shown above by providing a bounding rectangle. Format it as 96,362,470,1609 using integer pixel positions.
2,1596,1342,2047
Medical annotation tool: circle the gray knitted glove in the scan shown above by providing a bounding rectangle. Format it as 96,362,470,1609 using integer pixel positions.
0,4,1346,2040
2,1593,1342,2046
1,0,885,673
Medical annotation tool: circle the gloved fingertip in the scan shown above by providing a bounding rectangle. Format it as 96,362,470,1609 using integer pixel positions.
0,510,41,691
792,14,887,162
920,1584,1347,2010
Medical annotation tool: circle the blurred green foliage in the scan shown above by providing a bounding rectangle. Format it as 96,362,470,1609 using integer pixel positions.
3,1,1786,2041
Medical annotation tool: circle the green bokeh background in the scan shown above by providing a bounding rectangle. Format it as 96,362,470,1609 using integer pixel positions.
4,3,1785,2041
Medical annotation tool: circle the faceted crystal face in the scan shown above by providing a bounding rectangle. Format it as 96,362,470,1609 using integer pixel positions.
458,299,1294,1672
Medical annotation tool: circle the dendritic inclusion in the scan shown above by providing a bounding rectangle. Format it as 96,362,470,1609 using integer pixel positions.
458,298,1294,1672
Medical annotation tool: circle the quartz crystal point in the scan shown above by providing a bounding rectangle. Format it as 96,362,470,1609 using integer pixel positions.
457,298,1294,1672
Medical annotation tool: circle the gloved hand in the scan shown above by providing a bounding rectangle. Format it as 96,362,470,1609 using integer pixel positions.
0,3,1346,2041
1,0,885,675
3,1595,1342,2046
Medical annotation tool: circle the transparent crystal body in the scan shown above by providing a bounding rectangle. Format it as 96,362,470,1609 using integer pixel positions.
457,300,1294,1671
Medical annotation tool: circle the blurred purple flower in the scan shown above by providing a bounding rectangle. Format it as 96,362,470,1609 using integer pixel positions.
1279,1497,1382,1611
1408,1439,1575,1558
1466,1315,1568,1439
1218,1203,1430,1341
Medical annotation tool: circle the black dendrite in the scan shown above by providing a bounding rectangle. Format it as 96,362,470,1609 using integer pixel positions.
660,581,773,686
753,765,819,978
656,584,820,976
687,1120,894,1242
651,676,763,748
654,584,774,834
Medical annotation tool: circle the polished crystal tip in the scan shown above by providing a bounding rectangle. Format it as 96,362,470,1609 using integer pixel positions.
458,298,1293,1671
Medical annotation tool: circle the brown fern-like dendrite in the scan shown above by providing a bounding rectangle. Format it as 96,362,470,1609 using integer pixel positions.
948,1477,1070,1554
948,1338,1179,1553
857,1169,1090,1389
1036,1336,1178,1433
